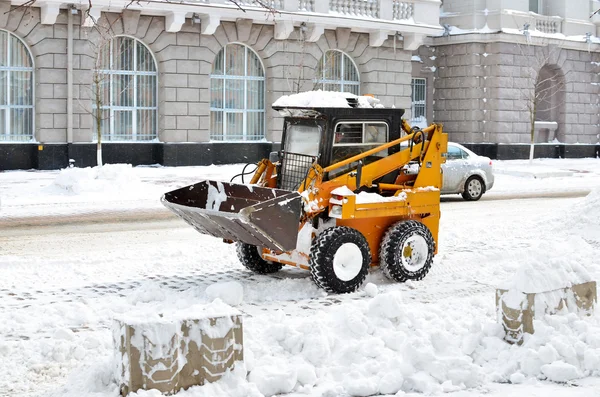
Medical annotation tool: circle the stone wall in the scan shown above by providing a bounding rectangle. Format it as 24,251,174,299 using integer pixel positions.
427,39,600,144
0,7,413,146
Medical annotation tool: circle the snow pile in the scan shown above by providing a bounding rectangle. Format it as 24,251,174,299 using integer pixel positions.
243,291,487,396
51,164,143,195
497,237,594,294
471,312,600,384
205,282,244,306
331,186,408,204
272,90,384,109
560,188,600,245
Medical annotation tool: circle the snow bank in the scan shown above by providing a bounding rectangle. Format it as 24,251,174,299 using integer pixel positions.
560,188,600,245
205,282,244,306
51,164,143,195
497,237,594,293
272,90,384,109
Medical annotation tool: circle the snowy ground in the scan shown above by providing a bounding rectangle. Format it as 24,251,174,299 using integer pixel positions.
1,158,600,397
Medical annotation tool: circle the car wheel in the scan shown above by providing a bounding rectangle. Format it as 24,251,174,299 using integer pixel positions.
462,176,484,201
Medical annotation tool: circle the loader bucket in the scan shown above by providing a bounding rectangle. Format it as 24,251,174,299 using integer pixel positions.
161,180,303,252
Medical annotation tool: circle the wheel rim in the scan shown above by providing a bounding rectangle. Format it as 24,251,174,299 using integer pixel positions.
467,178,482,198
333,243,363,281
400,235,429,272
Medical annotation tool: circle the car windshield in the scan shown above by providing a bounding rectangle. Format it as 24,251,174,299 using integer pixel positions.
285,122,321,156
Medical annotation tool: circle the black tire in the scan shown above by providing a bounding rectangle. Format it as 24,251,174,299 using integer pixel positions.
379,220,435,282
236,243,282,274
462,176,485,201
309,227,371,294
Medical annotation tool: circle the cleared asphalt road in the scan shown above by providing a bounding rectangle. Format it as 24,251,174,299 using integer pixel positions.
0,188,591,230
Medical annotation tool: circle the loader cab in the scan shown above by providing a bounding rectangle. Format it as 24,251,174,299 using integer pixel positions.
274,106,406,190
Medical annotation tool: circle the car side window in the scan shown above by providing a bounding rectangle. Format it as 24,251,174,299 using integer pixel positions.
458,148,469,159
446,145,463,160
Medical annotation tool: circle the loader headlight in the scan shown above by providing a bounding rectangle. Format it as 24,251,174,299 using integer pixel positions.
330,205,342,218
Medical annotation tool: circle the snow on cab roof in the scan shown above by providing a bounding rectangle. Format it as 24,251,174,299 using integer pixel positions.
272,90,385,110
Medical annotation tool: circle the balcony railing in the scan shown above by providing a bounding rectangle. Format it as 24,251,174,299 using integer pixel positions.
330,0,380,19
534,16,562,34
298,0,315,12
208,0,436,24
393,0,414,20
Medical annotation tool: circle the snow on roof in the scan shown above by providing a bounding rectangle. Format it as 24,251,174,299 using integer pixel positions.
437,23,600,44
272,90,384,109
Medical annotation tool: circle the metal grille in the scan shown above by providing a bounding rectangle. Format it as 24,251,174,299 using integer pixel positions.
210,44,265,141
279,152,316,191
411,78,426,122
0,31,34,142
94,37,158,142
315,50,360,95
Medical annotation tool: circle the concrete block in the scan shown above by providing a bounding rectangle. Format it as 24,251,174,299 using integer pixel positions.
496,281,596,344
114,310,243,396
53,54,67,69
177,32,200,47
53,84,67,99
162,129,188,142
177,60,200,74
158,45,189,61
38,99,66,113
161,59,177,73
187,102,209,116
152,32,177,54
38,84,54,99
163,74,189,88
189,46,216,62
54,114,67,129
35,54,54,68
164,102,188,116
163,116,176,129
177,116,200,130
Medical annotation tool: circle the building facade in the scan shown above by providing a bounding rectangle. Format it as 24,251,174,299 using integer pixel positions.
413,0,600,158
1,0,599,171
0,0,441,170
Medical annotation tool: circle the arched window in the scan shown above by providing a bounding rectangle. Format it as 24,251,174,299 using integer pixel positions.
0,31,34,142
210,43,265,141
95,36,157,141
315,50,359,95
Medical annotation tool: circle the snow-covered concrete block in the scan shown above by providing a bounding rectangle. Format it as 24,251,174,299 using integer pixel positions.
113,307,243,396
496,281,596,344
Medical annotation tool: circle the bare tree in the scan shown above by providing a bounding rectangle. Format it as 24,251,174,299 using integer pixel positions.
79,14,124,167
516,40,569,163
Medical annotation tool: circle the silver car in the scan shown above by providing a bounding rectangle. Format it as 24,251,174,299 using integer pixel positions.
441,142,494,201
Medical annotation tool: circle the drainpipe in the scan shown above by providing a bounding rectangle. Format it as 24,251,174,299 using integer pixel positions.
67,8,74,164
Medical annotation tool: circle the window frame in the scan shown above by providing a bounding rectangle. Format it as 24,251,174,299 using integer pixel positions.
411,77,426,123
315,50,360,95
333,121,389,147
95,35,158,142
209,43,266,142
0,30,35,142
446,145,467,160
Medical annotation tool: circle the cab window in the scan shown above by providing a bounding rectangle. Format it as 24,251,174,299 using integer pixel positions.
331,122,388,176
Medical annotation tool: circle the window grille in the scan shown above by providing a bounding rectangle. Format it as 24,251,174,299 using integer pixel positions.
315,50,360,95
411,78,426,122
0,31,34,142
210,44,265,141
94,36,158,142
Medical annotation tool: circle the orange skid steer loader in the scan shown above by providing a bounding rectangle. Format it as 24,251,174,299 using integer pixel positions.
162,101,448,293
